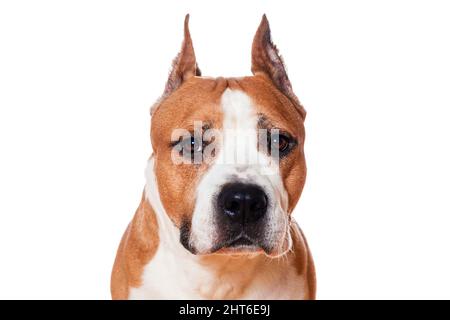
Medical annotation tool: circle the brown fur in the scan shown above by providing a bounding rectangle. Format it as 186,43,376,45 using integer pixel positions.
151,77,227,227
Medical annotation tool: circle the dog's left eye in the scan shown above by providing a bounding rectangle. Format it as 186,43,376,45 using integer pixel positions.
268,132,295,157
272,134,289,152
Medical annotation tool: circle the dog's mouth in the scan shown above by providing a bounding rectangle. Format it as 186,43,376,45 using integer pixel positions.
229,237,254,247
211,234,268,255
180,218,288,256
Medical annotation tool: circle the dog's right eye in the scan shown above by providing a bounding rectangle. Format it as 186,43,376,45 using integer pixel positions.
181,136,202,154
172,136,204,163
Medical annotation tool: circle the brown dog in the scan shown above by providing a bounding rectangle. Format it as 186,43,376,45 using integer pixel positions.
111,14,315,299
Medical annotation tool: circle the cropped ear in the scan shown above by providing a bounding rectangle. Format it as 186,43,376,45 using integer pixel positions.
251,15,306,118
152,14,201,115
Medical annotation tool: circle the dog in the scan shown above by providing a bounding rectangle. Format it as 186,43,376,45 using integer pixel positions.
111,14,316,299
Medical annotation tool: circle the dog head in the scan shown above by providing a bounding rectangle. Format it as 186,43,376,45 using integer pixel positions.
150,15,306,257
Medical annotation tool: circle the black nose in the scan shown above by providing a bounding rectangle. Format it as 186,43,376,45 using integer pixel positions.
217,183,268,224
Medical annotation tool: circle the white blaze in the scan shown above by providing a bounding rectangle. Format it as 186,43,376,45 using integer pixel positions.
190,89,290,254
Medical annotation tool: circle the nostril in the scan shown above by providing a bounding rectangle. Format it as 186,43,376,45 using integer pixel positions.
246,193,268,223
225,199,241,213
249,195,267,212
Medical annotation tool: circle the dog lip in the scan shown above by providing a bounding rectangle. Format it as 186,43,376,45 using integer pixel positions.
210,234,262,253
228,237,254,247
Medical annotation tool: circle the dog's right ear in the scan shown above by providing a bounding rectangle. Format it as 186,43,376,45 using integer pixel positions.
152,14,201,115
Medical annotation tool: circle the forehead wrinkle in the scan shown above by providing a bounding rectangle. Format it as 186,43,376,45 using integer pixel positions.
257,114,273,130
257,113,297,138
235,76,303,135
255,98,299,135
175,119,216,132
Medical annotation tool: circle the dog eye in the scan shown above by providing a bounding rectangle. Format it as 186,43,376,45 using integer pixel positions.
172,135,207,163
268,132,294,157
180,136,202,154
273,134,289,152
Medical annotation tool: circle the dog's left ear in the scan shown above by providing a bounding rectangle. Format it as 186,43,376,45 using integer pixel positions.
251,15,306,118
152,14,201,115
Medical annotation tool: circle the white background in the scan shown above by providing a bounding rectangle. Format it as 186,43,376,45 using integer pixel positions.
1,0,449,299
